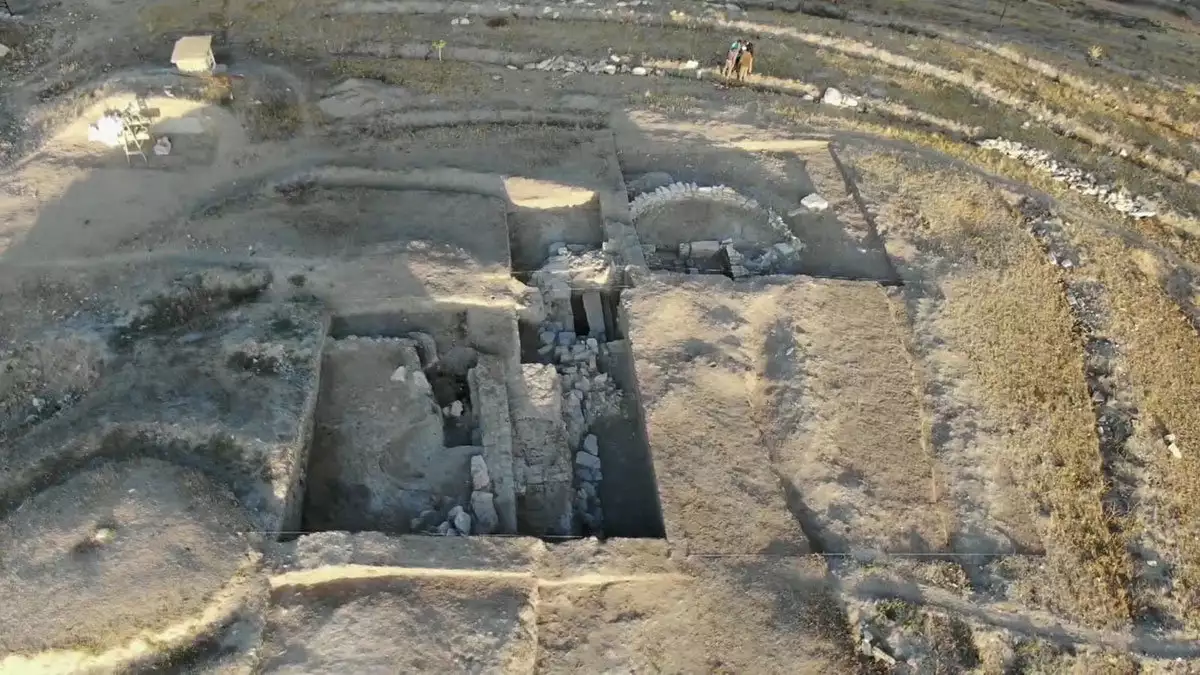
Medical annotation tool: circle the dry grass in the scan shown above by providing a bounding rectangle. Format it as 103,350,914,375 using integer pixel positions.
1074,232,1200,630
854,153,1135,627
246,98,306,140
331,57,490,96
777,103,1200,264
199,75,235,106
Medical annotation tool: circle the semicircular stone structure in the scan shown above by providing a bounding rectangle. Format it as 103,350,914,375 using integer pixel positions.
628,182,801,251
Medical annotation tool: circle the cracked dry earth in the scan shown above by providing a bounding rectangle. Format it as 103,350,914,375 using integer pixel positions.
4,0,1200,672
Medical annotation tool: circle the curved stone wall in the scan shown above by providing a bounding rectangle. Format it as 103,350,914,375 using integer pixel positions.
629,182,801,251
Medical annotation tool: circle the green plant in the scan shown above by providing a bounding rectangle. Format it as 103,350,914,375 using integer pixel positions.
432,39,447,61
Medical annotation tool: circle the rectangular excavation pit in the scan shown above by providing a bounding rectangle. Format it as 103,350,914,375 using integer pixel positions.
511,281,663,540
506,186,605,274
303,305,519,536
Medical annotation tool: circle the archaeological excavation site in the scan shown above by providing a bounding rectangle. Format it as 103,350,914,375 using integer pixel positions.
3,0,1200,671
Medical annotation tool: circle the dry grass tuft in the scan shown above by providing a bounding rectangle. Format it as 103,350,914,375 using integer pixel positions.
199,75,235,106
246,98,306,141
331,57,490,96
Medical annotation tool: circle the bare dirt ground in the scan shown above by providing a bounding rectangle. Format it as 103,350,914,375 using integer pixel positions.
3,0,1200,671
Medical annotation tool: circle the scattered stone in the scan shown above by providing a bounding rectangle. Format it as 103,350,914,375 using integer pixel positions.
443,400,464,418
0,45,9,60
450,506,472,535
407,332,439,367
153,136,172,156
390,365,407,382
583,434,599,455
471,455,491,491
471,491,499,534
978,137,1159,219
576,450,602,470
631,66,648,76
436,521,452,535
684,59,699,69
410,509,440,532
557,331,577,347
92,527,115,545
800,193,830,212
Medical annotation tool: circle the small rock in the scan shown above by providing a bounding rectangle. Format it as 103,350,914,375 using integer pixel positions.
822,87,845,107
610,54,622,63
583,434,599,455
800,193,830,212
153,136,172,156
557,331,577,347
576,450,602,470
411,370,433,395
539,329,557,346
471,491,499,534
411,509,440,532
447,400,464,418
684,59,699,69
390,366,407,382
453,507,472,535
1168,442,1182,459
471,455,491,491
436,521,452,535
631,66,648,76
0,45,9,60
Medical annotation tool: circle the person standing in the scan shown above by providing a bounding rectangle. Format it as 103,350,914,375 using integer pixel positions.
722,39,743,78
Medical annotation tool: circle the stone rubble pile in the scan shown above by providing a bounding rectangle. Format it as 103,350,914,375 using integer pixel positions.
525,53,658,76
574,433,604,531
978,138,1159,219
526,245,623,533
423,455,500,536
531,245,618,306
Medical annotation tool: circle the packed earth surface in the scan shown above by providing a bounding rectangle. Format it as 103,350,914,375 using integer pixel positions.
3,0,1200,671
